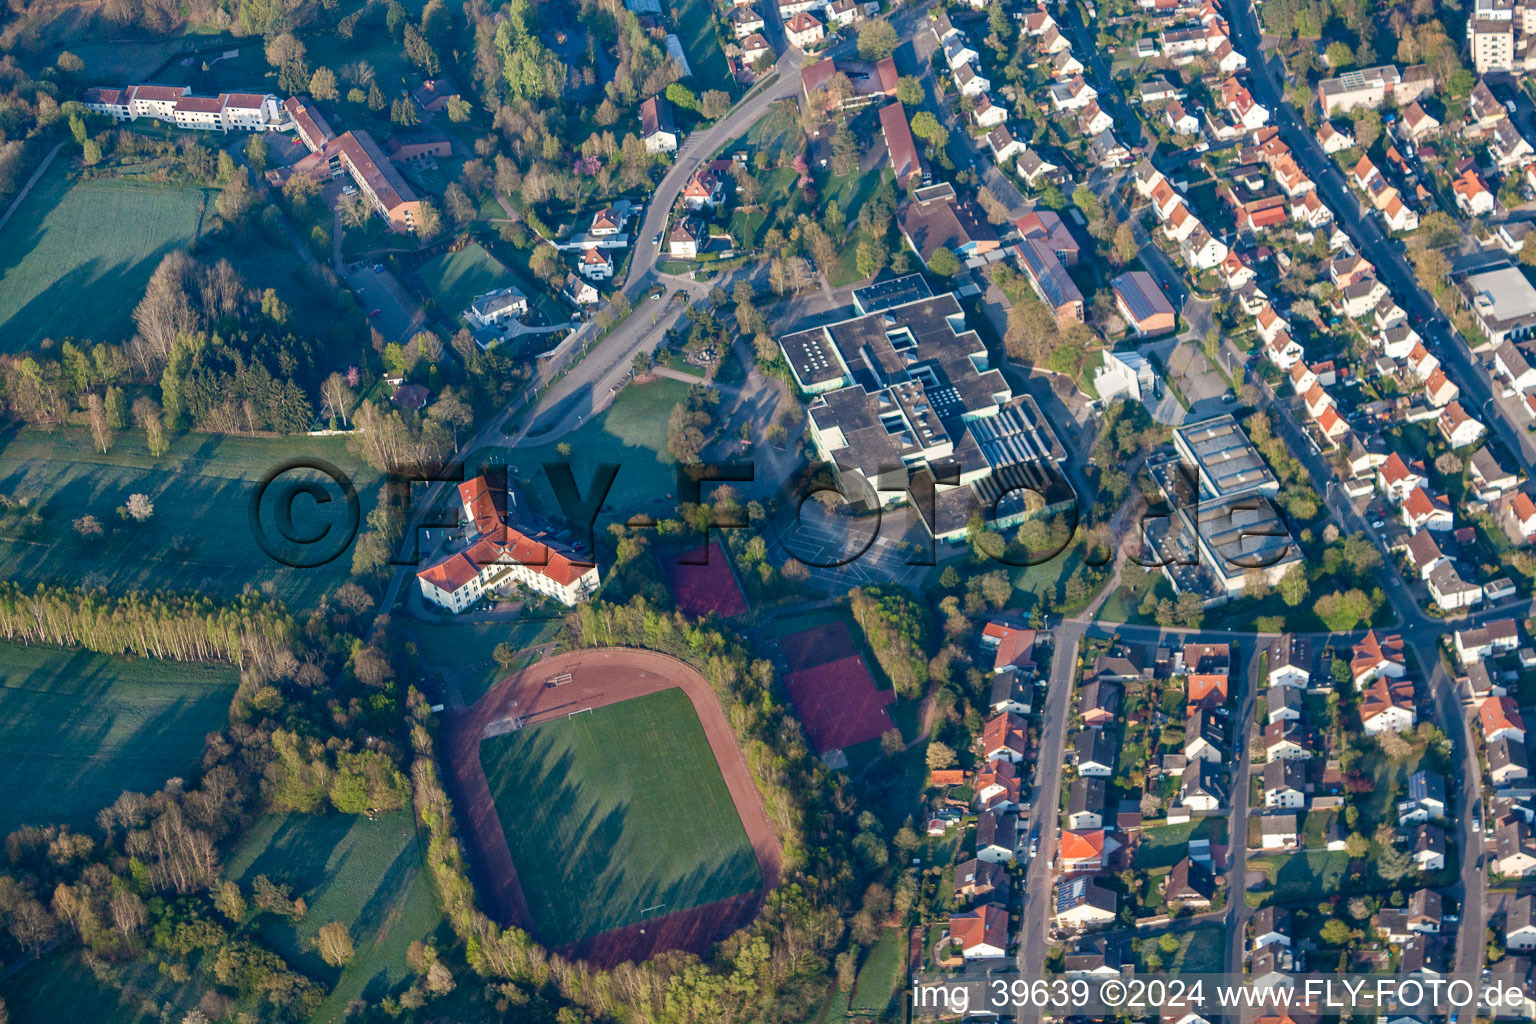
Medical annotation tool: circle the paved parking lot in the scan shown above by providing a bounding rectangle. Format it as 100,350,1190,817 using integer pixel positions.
345,264,424,344
769,504,930,588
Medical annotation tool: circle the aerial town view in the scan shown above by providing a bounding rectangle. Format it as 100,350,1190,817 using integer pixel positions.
8,0,1536,1019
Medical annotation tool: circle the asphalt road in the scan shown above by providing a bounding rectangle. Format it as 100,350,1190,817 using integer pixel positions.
623,56,805,296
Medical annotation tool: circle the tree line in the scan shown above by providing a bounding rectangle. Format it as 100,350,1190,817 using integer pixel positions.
0,583,295,667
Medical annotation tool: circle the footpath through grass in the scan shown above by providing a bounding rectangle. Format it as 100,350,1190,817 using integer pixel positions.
0,427,382,612
478,686,761,946
0,167,209,352
0,642,237,836
223,810,446,1023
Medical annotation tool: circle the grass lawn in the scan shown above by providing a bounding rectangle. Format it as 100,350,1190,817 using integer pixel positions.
417,241,547,324
1134,817,1229,869
0,427,382,612
409,617,562,705
224,810,446,1023
0,643,237,835
1148,925,1226,973
481,376,692,527
850,927,906,1015
0,950,204,1024
478,687,761,946
66,36,194,80
1247,850,1352,905
668,0,734,94
0,167,209,351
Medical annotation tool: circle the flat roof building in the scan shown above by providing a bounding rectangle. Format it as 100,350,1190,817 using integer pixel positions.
780,292,1069,543
1173,415,1279,499
1459,263,1536,345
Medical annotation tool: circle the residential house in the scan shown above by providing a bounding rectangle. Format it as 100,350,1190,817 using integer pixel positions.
950,903,1009,958
1261,814,1299,850
1181,758,1227,811
1267,634,1311,688
1497,820,1536,876
1482,695,1528,743
1067,777,1107,829
1165,856,1215,909
1055,877,1118,929
976,808,1018,862
1264,758,1307,809
640,96,679,153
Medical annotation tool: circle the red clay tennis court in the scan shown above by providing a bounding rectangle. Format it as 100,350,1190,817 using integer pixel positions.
664,542,748,619
783,650,895,755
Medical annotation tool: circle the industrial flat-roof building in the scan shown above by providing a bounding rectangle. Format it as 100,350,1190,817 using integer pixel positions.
780,292,1069,542
1173,414,1280,498
1153,416,1298,600
1458,263,1536,346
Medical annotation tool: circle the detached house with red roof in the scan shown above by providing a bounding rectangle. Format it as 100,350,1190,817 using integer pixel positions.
1509,492,1536,541
1482,696,1528,744
1378,453,1426,502
950,903,1009,959
982,712,1029,763
417,476,601,612
981,622,1036,672
1402,486,1454,533
1360,676,1417,735
1439,401,1487,449
785,10,825,48
680,169,725,211
1352,630,1406,688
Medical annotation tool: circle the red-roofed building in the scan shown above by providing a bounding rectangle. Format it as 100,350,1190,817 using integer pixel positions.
1402,485,1453,533
1352,630,1406,688
982,712,1029,763
1481,695,1528,743
949,903,1009,959
982,622,1037,672
83,83,287,132
1511,492,1536,540
1184,641,1230,709
419,475,600,612
975,758,1022,810
1059,829,1107,872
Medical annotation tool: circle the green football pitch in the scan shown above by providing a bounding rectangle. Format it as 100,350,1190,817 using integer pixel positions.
479,687,762,946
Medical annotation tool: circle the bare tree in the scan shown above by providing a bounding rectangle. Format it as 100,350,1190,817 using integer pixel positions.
132,397,168,457
123,493,155,522
73,514,103,537
87,392,113,453
131,252,198,370
109,889,146,936
316,922,355,966
320,372,356,427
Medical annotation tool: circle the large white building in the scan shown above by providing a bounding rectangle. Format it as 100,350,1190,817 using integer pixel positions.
82,85,290,133
417,477,600,612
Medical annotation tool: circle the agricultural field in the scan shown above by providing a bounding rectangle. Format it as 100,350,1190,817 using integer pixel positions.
479,687,761,946
224,810,446,1023
0,168,210,351
480,376,692,528
0,642,238,835
0,428,383,612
